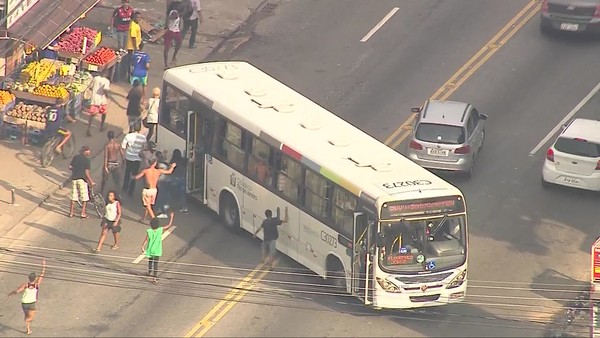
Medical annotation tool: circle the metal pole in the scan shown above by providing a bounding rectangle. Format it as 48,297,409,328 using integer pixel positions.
10,188,15,205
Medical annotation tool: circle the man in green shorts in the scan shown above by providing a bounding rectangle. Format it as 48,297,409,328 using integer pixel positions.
130,44,150,102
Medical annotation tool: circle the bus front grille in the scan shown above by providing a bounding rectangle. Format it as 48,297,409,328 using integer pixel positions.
409,294,441,303
396,272,453,284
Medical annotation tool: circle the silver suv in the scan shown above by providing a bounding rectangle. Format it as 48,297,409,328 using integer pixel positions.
405,100,487,177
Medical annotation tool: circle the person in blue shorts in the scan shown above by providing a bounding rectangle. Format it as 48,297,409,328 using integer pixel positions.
130,44,150,102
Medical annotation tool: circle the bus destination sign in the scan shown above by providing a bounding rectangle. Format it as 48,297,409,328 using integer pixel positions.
380,196,465,219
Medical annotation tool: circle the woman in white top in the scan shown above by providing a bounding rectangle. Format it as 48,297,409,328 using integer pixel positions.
163,9,182,68
7,259,46,335
145,87,161,142
93,191,123,252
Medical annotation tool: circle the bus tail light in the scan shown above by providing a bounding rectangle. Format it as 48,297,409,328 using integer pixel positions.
446,270,467,289
596,160,600,170
376,277,402,293
594,4,600,18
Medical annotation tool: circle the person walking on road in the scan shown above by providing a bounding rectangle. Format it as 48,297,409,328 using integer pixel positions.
110,0,134,50
124,11,142,79
145,87,161,142
164,8,182,68
181,0,202,48
141,218,175,284
7,258,46,335
101,131,124,193
93,191,123,252
122,122,146,197
126,79,144,127
134,158,176,222
69,146,94,218
254,207,288,266
86,70,111,136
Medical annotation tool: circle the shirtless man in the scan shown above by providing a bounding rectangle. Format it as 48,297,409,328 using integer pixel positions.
101,131,125,193
134,159,176,222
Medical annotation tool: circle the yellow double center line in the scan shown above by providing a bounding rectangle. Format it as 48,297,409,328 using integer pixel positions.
184,259,278,337
183,1,541,337
385,0,542,149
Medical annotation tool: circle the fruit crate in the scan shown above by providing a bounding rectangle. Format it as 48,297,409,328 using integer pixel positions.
12,90,68,105
81,55,117,72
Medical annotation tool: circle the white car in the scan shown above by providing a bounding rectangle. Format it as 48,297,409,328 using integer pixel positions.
542,118,600,191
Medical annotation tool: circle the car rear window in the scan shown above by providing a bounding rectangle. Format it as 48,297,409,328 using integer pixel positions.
554,137,600,158
415,123,465,145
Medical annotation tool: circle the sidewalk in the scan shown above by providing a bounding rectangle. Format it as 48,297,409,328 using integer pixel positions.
0,0,264,238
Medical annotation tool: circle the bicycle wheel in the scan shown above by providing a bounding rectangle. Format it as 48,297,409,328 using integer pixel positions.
41,137,59,168
92,193,106,219
62,133,76,158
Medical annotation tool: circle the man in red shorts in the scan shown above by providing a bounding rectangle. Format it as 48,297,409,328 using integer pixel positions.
163,9,182,69
87,70,111,137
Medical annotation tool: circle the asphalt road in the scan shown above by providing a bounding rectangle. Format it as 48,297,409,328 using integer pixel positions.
1,0,600,337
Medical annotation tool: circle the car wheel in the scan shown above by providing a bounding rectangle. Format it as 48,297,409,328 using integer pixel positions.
465,156,475,178
541,17,552,34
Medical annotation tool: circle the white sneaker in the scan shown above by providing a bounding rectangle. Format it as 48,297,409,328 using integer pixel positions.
156,214,168,219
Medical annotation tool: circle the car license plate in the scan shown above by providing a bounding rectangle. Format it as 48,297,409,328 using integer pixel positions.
562,176,580,184
427,148,449,156
560,23,579,31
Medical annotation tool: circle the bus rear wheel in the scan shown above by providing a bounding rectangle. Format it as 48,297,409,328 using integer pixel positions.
220,193,240,230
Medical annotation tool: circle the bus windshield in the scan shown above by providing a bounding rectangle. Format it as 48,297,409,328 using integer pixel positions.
379,215,466,273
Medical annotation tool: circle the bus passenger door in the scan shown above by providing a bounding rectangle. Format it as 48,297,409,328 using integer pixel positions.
352,212,368,303
186,110,206,203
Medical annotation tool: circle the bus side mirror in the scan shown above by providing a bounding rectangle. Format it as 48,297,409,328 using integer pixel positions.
411,106,422,113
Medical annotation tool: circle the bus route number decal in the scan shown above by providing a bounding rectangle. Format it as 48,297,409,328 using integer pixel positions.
382,180,432,189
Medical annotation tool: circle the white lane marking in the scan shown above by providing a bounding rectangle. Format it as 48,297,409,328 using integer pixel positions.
132,226,177,264
529,81,600,156
360,7,400,42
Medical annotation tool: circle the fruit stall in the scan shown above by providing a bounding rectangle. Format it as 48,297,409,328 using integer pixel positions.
54,27,102,63
2,102,56,145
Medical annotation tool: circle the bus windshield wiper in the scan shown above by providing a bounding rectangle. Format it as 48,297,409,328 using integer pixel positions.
429,214,448,237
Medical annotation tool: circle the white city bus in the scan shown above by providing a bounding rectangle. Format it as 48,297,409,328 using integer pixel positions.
156,61,468,309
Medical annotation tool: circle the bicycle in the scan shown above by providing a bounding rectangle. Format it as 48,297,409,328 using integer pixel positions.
41,129,76,168
76,183,106,219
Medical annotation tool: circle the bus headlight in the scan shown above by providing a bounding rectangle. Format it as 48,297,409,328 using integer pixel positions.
446,270,466,289
376,277,401,293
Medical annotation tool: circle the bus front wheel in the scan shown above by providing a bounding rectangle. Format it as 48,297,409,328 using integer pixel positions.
326,257,347,292
220,192,240,230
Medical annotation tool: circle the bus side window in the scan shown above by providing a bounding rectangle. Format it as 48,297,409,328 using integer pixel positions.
332,187,357,238
247,137,273,187
221,122,246,169
277,154,302,202
304,169,331,219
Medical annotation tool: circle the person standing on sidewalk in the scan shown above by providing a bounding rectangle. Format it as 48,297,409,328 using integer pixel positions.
110,0,133,50
121,122,146,197
101,131,124,193
134,158,176,222
86,70,111,137
163,9,182,69
69,146,94,218
125,11,142,80
7,259,46,335
93,191,122,252
141,217,175,284
254,207,288,266
126,79,143,127
181,0,202,49
130,44,150,103
145,87,160,142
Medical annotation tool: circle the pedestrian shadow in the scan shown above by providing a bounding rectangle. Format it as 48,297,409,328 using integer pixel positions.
0,322,23,336
24,221,97,250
